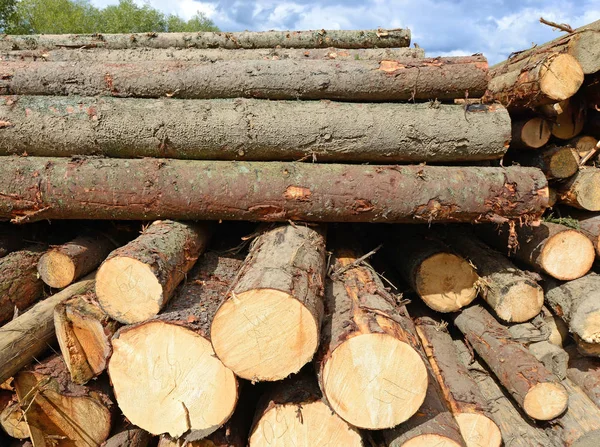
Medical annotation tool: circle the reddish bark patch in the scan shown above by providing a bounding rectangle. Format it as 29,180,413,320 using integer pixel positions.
284,186,312,201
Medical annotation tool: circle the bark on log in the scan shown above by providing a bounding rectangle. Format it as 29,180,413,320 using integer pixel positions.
0,245,46,325
54,292,119,384
103,426,152,447
528,341,568,380
248,372,363,447
551,98,586,140
0,57,489,101
557,168,600,211
453,304,568,420
485,53,584,109
212,224,326,382
453,339,558,447
38,231,117,288
510,117,552,149
0,157,550,224
566,344,600,408
14,356,113,447
508,145,579,179
476,222,595,280
543,273,600,345
442,228,544,323
108,251,241,439
1,47,424,63
96,220,210,324
0,275,95,384
415,315,502,447
0,29,411,51
315,244,428,430
0,96,511,163
388,229,479,312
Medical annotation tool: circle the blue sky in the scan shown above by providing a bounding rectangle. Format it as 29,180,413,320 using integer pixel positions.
91,0,600,64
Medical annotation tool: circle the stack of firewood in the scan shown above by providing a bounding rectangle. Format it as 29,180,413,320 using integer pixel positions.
0,21,599,447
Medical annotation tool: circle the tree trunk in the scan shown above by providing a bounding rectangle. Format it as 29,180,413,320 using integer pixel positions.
315,243,428,430
453,339,559,447
108,251,241,439
2,46,424,62
38,231,117,289
559,209,600,256
0,29,411,51
453,304,568,421
566,344,600,408
248,372,363,447
0,246,46,325
0,394,28,440
415,315,502,447
388,228,479,312
53,292,119,385
212,224,326,382
0,275,95,385
0,96,511,163
551,98,586,140
14,356,113,447
485,53,584,109
103,426,152,447
476,222,595,280
0,157,550,224
557,168,600,211
442,228,544,323
543,273,600,345
510,117,552,149
508,145,579,179
0,57,489,101
96,220,210,324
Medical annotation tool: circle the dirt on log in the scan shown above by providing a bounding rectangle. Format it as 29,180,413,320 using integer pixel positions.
0,96,511,163
0,57,489,101
0,157,549,224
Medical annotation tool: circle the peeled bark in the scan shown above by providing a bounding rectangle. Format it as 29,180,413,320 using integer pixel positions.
0,157,550,224
96,220,210,324
0,29,411,51
0,96,511,163
212,224,326,382
108,251,241,439
415,315,502,447
566,344,600,407
453,304,568,421
443,228,544,323
316,244,428,430
508,145,579,179
557,168,600,211
510,117,552,149
0,57,489,101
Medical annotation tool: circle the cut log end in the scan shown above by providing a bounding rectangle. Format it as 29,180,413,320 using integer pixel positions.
402,434,463,447
496,280,544,323
540,54,585,102
548,148,579,179
97,256,163,324
416,252,479,312
37,250,76,288
249,400,362,447
321,333,427,430
573,307,600,344
455,413,502,447
523,382,568,420
540,230,595,280
109,321,238,437
520,117,552,148
211,288,319,381
552,99,586,140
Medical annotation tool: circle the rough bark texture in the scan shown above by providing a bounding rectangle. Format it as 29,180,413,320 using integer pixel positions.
0,275,95,384
0,245,46,325
528,341,568,380
0,57,489,101
0,157,549,223
509,116,552,149
566,344,600,408
557,168,600,211
0,29,411,50
103,426,152,447
443,228,544,323
0,96,511,163
96,220,210,324
508,145,579,179
543,273,600,344
453,304,568,420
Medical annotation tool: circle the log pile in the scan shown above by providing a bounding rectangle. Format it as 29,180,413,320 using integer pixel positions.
2,22,600,447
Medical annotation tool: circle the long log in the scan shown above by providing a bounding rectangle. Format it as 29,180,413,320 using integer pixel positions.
0,96,511,163
0,157,550,224
443,228,544,323
453,304,568,421
96,220,210,324
0,29,411,50
508,145,579,179
0,275,95,384
557,168,600,211
212,224,326,382
510,116,552,149
108,251,240,439
0,57,489,101
415,315,502,447
315,243,428,430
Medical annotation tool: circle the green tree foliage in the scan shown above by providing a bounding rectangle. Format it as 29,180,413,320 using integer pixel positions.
0,0,17,31
4,0,219,34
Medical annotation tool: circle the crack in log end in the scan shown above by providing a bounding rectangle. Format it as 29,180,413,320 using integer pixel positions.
284,186,312,201
247,204,287,221
413,199,459,222
352,199,374,213
379,60,405,73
